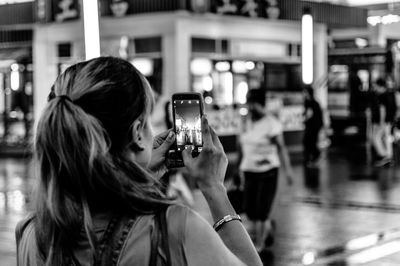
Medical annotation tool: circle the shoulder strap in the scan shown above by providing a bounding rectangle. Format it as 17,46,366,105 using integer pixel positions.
95,214,137,266
15,215,35,265
149,208,171,266
159,209,171,266
149,213,161,266
15,214,35,247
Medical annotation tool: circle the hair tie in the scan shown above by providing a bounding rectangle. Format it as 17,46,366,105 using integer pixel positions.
57,95,73,103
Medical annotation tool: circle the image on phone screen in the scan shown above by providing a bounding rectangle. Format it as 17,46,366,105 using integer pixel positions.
173,100,202,154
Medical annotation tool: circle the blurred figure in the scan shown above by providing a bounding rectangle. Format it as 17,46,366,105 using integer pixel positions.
303,85,324,166
239,89,294,251
370,78,394,166
349,72,364,114
384,76,397,161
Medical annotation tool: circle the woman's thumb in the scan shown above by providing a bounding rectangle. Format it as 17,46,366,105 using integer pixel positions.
181,146,193,163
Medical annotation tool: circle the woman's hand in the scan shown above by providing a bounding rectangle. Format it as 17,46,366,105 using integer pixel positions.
149,129,175,179
182,116,228,191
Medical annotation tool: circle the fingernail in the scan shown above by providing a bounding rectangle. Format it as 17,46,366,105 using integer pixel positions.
168,131,175,139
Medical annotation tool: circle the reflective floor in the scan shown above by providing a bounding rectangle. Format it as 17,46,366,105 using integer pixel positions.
2,144,400,265
0,158,33,266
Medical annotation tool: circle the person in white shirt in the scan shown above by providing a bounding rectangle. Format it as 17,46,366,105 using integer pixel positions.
239,89,294,251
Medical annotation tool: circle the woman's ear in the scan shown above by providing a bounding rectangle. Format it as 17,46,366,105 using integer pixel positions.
130,120,145,151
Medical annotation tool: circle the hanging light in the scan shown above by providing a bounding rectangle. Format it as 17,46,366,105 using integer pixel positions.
83,0,100,60
302,7,313,85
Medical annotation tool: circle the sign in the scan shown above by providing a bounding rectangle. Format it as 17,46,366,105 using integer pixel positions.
217,0,237,14
266,0,279,19
230,40,287,58
36,0,47,21
241,0,258,17
53,0,79,22
279,105,304,131
207,108,242,136
216,0,280,19
110,0,129,17
191,0,209,13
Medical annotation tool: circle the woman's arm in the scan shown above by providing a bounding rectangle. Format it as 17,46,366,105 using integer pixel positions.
201,184,261,265
182,116,262,266
273,134,294,185
180,204,249,266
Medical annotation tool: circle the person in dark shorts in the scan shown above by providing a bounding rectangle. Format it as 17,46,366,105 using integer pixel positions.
303,85,324,166
239,89,294,251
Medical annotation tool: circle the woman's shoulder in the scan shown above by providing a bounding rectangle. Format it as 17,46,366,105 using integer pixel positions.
166,203,192,219
165,204,194,239
16,214,35,240
16,215,38,266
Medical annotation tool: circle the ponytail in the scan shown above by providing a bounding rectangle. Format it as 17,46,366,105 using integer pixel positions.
35,96,110,263
34,99,168,264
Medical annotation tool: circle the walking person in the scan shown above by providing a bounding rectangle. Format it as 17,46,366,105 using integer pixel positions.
16,57,262,266
239,89,294,252
370,77,394,166
382,76,397,162
303,85,324,166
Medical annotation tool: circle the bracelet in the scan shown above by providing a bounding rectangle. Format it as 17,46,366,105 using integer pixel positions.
213,214,242,232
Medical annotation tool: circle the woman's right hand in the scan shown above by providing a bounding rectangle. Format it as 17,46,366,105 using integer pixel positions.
182,116,228,191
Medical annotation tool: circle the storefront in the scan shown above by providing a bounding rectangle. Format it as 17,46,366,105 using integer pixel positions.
0,2,34,151
33,0,367,154
37,19,324,144
329,14,400,139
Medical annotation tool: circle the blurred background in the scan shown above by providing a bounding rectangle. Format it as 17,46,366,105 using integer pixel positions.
3,0,400,265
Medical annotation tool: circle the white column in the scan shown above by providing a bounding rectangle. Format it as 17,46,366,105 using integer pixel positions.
162,19,191,96
162,34,175,96
82,0,100,59
33,26,58,125
174,22,191,94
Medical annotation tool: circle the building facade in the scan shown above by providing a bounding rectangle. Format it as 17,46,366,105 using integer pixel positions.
0,0,368,153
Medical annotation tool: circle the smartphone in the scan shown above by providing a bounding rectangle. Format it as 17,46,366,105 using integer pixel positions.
167,93,204,168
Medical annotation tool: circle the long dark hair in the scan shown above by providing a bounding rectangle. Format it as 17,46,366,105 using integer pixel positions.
33,57,170,265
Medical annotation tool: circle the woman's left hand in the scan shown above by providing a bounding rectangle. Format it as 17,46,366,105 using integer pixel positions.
149,129,175,179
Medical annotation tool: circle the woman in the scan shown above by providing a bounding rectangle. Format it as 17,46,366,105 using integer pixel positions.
239,89,294,251
16,57,261,266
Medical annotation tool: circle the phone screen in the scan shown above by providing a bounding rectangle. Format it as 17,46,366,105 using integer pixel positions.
173,99,203,154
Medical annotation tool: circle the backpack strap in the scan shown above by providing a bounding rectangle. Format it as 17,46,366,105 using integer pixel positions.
95,214,138,266
149,212,161,266
149,208,171,266
159,209,171,266
15,214,35,248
